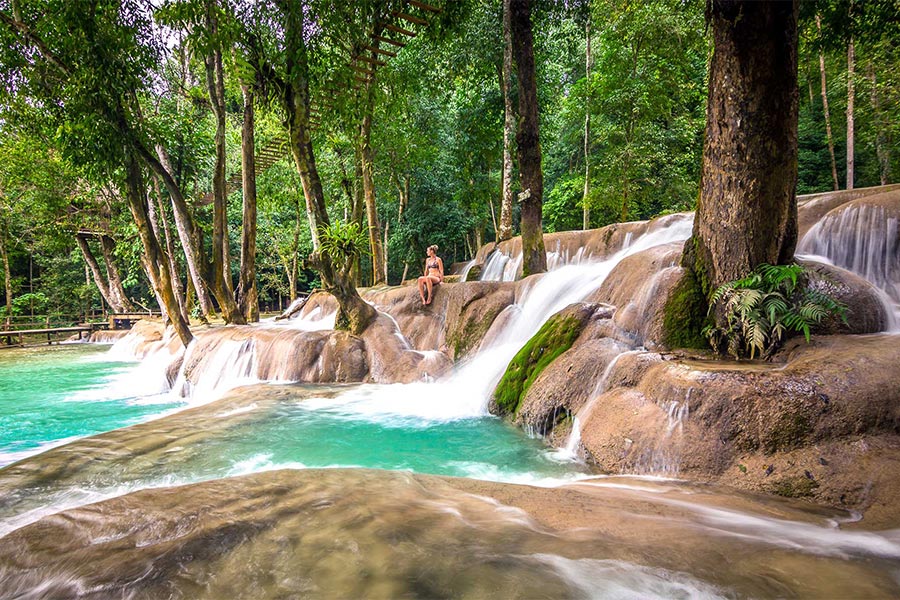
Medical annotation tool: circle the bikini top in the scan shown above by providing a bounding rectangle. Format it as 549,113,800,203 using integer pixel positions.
428,260,439,270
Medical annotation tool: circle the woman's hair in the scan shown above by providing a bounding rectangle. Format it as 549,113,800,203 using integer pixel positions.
427,244,439,254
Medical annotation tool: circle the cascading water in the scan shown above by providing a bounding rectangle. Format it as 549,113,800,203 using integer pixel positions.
798,202,900,328
303,214,695,424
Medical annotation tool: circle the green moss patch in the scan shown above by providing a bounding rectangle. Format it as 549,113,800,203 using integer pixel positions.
662,268,709,350
492,314,585,418
770,475,819,498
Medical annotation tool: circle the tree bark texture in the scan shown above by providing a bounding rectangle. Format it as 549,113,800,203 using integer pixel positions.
146,144,215,317
499,0,515,242
123,155,193,346
846,36,855,190
685,0,799,294
816,14,839,191
510,0,546,276
151,175,187,321
238,84,260,322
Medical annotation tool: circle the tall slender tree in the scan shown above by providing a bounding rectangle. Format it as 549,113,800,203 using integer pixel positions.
509,0,546,276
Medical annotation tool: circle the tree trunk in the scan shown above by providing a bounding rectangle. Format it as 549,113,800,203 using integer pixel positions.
146,143,215,318
815,14,839,191
123,155,193,346
76,235,118,311
238,84,260,322
846,36,855,190
99,236,134,312
499,0,515,242
583,18,592,231
0,229,11,323
683,0,799,295
204,29,245,325
352,145,366,286
509,0,546,276
867,62,891,185
151,175,187,322
359,48,386,286
281,3,375,334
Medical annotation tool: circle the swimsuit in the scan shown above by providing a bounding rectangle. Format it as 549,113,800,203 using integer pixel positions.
427,259,441,282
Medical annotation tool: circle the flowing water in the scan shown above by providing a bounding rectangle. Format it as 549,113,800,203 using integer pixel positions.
0,345,182,468
3,209,900,597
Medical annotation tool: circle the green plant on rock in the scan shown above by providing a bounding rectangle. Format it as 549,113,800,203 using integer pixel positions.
318,221,369,277
492,314,584,418
703,264,847,359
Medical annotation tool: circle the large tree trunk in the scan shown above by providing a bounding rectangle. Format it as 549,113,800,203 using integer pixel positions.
281,3,375,334
98,236,134,312
499,0,515,242
846,36,855,190
76,235,118,311
816,14,840,191
204,28,245,325
582,18,592,231
683,0,799,295
238,84,260,322
123,155,193,346
509,0,546,276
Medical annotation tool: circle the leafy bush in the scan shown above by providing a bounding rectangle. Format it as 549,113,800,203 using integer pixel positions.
703,264,847,359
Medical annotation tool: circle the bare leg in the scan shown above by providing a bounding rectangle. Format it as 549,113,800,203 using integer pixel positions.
425,277,434,305
417,277,427,304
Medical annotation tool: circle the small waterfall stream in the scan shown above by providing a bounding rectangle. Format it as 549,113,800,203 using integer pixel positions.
798,202,900,327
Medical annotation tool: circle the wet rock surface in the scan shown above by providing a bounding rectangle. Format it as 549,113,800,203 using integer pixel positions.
2,468,899,599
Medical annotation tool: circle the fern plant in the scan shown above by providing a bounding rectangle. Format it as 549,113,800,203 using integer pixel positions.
703,264,847,359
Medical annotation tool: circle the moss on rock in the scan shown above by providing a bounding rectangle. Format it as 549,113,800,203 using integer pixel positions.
662,268,709,350
492,314,585,418
770,475,820,498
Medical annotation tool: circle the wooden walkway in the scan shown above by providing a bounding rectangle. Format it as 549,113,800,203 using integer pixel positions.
1,323,109,348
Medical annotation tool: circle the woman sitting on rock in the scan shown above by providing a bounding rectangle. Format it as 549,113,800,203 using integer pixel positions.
417,245,444,306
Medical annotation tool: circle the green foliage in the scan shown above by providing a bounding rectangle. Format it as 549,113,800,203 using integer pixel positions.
319,220,369,272
703,264,848,359
662,268,709,350
492,314,584,418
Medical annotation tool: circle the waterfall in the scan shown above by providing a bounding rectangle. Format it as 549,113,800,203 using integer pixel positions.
301,214,695,424
479,250,522,282
798,203,900,327
456,260,476,281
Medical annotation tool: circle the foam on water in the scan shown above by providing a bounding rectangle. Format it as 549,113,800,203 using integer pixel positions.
532,554,727,600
